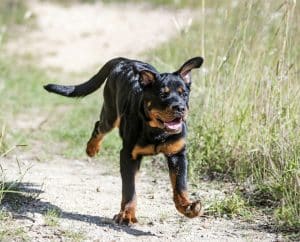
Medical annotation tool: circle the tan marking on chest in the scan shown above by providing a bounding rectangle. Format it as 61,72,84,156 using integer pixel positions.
131,144,155,160
131,138,185,160
157,138,185,155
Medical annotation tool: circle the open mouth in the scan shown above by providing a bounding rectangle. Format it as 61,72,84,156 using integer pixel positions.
158,117,183,132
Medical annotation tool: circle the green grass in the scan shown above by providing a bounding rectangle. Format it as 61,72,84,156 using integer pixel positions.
144,0,299,231
51,0,203,8
102,0,202,8
0,59,55,112
0,125,27,205
0,210,29,241
0,57,61,150
208,192,253,219
0,126,7,157
0,182,21,205
62,230,86,242
0,182,30,241
44,208,61,227
0,0,27,27
0,226,28,242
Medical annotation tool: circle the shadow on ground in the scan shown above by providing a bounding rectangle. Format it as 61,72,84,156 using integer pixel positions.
0,182,156,237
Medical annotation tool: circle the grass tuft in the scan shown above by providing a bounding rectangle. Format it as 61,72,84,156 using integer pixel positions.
63,230,86,242
207,192,252,219
44,208,61,227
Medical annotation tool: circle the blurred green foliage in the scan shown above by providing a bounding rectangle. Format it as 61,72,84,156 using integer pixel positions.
0,0,26,26
102,0,202,8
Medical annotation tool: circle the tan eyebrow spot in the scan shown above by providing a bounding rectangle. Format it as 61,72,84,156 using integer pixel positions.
177,86,184,94
147,101,151,107
163,87,170,93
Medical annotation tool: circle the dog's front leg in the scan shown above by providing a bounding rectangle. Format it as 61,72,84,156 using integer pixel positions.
166,150,203,218
113,148,141,225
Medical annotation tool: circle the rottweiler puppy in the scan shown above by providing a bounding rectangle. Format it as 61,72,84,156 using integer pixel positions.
44,56,204,225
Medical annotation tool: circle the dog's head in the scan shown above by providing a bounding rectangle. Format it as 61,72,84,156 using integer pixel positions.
137,57,203,134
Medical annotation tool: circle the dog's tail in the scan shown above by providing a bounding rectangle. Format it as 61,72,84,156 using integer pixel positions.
44,57,126,97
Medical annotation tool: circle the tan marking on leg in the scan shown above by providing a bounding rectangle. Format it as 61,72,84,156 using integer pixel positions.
114,172,139,225
113,117,121,128
170,171,177,190
114,199,138,225
169,171,203,218
86,133,105,157
131,144,155,160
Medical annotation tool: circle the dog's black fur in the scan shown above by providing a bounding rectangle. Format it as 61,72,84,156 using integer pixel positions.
44,56,204,225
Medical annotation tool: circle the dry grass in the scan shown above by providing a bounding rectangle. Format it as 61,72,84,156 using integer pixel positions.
148,0,299,231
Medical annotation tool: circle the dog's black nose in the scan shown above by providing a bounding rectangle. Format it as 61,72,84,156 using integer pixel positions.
172,104,185,113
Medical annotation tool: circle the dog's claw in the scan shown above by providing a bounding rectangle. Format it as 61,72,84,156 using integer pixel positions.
180,200,203,218
113,212,138,226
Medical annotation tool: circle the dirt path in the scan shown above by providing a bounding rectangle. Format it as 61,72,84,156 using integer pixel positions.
7,0,194,74
2,1,280,241
3,156,277,241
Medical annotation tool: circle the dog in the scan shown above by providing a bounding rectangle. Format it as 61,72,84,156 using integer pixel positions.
44,56,204,225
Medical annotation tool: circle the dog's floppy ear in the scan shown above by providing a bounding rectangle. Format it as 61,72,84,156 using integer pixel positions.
135,64,158,87
139,70,156,86
176,57,204,84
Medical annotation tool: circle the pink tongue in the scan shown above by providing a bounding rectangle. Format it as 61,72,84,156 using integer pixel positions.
165,120,182,130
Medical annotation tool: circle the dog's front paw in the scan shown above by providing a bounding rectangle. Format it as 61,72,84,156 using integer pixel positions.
176,200,203,218
113,211,138,225
184,200,203,218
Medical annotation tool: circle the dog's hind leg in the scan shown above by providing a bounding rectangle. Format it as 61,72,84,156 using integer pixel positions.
86,105,119,157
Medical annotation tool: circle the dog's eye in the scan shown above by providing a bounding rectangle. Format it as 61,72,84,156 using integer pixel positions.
177,86,187,97
160,87,170,98
160,92,169,98
180,91,188,98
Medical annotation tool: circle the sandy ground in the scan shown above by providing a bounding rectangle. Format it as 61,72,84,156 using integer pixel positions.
1,1,281,241
2,157,278,242
6,0,194,74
